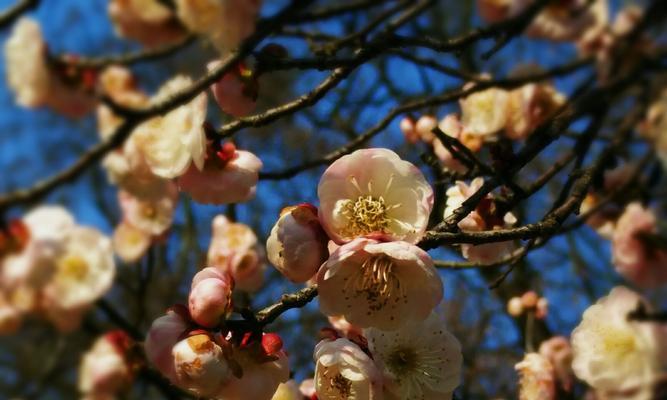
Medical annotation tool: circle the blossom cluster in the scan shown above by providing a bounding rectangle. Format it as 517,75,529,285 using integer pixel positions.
108,0,261,53
145,289,289,399
0,206,115,333
4,3,261,121
270,148,463,398
580,162,667,288
401,79,565,173
78,330,138,399
140,147,464,399
98,65,261,210
509,286,667,400
4,18,97,117
571,287,667,399
478,1,655,83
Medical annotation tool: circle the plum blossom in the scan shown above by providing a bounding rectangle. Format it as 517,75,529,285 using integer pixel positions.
571,287,666,397
207,215,265,292
640,88,667,168
209,61,257,117
145,307,190,383
112,221,152,263
328,315,363,339
134,76,207,179
188,267,233,328
399,116,420,144
101,138,171,201
400,114,452,145
539,336,574,392
505,82,565,140
577,5,651,83
0,219,29,261
435,113,484,172
459,85,510,138
177,142,262,205
477,0,608,43
118,187,178,236
444,178,517,263
41,226,115,330
536,297,549,319
173,333,234,397
477,0,532,23
515,353,556,400
317,238,442,331
266,203,329,283
108,0,186,47
96,68,172,200
79,331,134,397
318,148,434,244
401,114,481,173
98,66,148,112
0,206,115,332
611,202,667,288
526,0,608,42
299,379,317,399
271,380,302,400
5,18,96,117
0,206,75,313
4,18,50,108
365,311,463,399
0,293,22,335
579,163,636,239
215,333,290,400
314,338,383,400
175,0,262,53
507,296,524,317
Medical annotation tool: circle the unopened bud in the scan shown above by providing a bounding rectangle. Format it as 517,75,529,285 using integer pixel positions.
507,296,524,317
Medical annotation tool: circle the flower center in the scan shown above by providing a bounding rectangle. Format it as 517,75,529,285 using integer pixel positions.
348,255,405,312
387,346,419,377
600,326,637,356
142,204,157,219
342,195,391,237
58,255,89,281
328,373,352,398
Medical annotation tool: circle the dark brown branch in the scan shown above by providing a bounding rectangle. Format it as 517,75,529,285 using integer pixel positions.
628,303,667,323
0,0,314,211
293,0,391,22
103,0,317,119
61,35,196,69
0,0,38,29
222,0,434,138
259,57,591,180
256,285,319,327
388,0,549,54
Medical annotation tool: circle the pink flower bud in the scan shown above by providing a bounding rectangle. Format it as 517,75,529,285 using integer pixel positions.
177,149,262,205
188,268,234,328
415,115,438,143
507,296,524,317
612,202,667,287
208,61,257,117
79,330,134,396
536,297,549,319
261,333,283,356
521,291,539,309
400,116,418,144
266,204,329,283
172,333,233,397
299,378,317,399
539,336,574,392
515,353,556,400
145,308,189,383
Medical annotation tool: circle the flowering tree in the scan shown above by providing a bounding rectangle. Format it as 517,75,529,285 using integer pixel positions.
0,0,666,398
